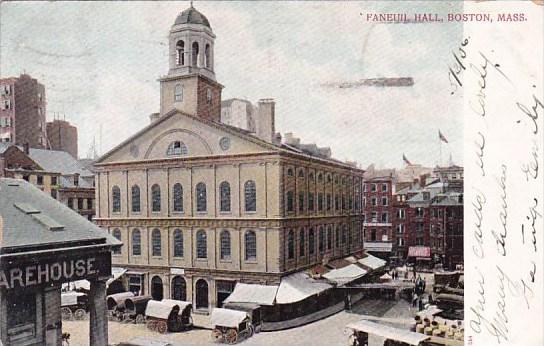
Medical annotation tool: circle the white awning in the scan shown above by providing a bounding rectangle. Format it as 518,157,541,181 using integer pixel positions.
323,264,368,286
358,254,387,270
223,283,278,306
210,308,248,328
275,271,332,304
107,267,127,286
346,320,430,345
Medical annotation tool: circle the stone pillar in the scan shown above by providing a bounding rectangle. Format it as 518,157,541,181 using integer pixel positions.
44,286,61,346
89,279,108,346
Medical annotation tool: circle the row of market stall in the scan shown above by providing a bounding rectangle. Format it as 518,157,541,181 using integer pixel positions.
222,253,388,331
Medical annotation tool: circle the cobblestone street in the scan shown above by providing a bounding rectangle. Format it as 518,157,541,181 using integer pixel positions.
63,297,417,346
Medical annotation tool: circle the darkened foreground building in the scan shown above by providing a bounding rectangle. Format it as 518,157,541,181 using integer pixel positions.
0,178,120,346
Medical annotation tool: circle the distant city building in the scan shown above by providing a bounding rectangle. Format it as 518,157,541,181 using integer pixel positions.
93,6,365,311
362,166,396,258
0,142,95,221
46,119,79,158
0,74,48,148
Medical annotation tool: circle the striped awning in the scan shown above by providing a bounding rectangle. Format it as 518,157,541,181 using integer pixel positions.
408,246,431,258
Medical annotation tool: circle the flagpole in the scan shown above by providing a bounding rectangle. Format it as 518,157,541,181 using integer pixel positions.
439,136,442,167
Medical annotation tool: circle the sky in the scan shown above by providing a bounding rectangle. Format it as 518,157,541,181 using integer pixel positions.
0,1,463,168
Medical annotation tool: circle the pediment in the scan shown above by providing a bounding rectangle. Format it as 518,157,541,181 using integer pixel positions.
96,111,276,164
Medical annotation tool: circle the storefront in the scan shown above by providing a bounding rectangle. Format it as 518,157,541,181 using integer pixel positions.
0,178,121,346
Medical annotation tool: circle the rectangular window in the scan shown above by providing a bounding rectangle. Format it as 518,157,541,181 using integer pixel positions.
371,184,377,192
381,212,388,223
6,289,36,341
77,198,83,210
87,198,93,210
335,195,340,210
326,194,331,211
371,197,377,206
73,175,79,186
298,192,304,212
308,193,314,211
128,275,143,295
397,208,405,219
397,224,404,234
416,207,424,217
371,211,377,222
382,197,388,206
51,176,57,185
36,175,43,185
67,198,73,209
51,189,57,199
381,183,388,192
318,193,324,211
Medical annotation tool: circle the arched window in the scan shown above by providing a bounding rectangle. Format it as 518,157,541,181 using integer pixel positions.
318,173,323,183
173,229,183,257
173,183,183,212
336,227,340,248
245,230,257,261
112,229,121,254
327,174,332,183
176,40,185,65
152,229,161,256
196,230,207,258
220,230,231,260
287,168,294,176
167,141,188,156
309,172,314,181
151,276,163,301
286,191,294,212
298,169,304,178
318,227,325,253
192,42,199,67
132,229,141,256
327,226,333,250
205,44,211,68
342,226,348,245
287,230,294,259
298,192,304,212
196,183,207,212
309,228,315,255
195,279,208,308
174,84,183,102
219,181,231,212
244,180,256,212
172,276,186,301
299,230,305,256
112,186,121,213
131,185,140,213
151,184,161,212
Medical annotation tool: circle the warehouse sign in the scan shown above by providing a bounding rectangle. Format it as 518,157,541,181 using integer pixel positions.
0,253,111,289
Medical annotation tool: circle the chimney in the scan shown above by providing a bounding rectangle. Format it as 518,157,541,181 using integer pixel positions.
274,132,282,145
149,113,160,123
284,132,300,146
23,142,30,155
254,99,275,143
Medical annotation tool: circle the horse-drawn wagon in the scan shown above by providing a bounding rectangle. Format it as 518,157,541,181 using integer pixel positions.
145,299,193,334
123,295,152,323
61,291,88,320
107,292,134,321
210,308,255,344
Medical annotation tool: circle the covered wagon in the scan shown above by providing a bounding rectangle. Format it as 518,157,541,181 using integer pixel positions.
145,299,193,334
210,308,254,344
61,292,88,320
123,295,152,323
107,292,135,321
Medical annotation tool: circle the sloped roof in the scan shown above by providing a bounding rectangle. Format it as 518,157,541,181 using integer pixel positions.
275,271,332,304
0,142,11,154
211,308,248,328
27,148,92,176
346,320,430,345
223,283,278,306
0,178,120,254
322,264,368,286
358,254,387,270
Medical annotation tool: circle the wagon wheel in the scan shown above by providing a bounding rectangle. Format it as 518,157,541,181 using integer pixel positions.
212,328,223,342
188,315,194,327
108,310,115,321
61,307,73,321
247,324,255,337
135,314,146,324
157,320,168,334
74,309,87,320
225,329,238,344
146,320,157,331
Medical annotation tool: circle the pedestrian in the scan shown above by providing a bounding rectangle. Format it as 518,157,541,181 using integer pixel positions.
418,297,424,311
412,292,418,307
422,277,427,292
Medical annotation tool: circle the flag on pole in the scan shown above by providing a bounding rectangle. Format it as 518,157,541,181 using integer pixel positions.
402,153,412,165
439,130,449,143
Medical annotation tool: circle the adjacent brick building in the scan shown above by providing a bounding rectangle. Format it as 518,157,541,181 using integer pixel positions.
0,74,47,148
46,119,78,158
